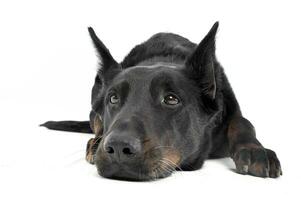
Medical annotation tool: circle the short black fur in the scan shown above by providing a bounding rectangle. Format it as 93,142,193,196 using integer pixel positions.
42,22,282,180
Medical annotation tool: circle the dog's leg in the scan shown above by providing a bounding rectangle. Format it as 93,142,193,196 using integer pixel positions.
227,116,282,178
86,112,103,164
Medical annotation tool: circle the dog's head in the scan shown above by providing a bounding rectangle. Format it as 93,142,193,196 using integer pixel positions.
89,23,219,181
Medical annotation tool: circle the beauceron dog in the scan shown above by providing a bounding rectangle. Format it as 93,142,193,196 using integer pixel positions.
41,22,282,181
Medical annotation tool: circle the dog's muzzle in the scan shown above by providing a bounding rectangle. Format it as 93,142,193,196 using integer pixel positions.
103,132,142,163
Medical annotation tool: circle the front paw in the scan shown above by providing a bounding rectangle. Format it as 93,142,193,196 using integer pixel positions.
86,137,101,164
233,146,282,178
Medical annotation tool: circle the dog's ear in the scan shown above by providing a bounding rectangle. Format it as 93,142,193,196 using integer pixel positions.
186,22,219,100
88,27,121,75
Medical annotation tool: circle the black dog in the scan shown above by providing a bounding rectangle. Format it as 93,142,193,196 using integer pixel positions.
41,22,282,181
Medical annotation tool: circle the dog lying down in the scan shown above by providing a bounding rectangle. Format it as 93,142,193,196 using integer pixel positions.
41,22,282,181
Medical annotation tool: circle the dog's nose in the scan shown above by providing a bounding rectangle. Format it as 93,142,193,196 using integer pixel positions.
103,133,142,162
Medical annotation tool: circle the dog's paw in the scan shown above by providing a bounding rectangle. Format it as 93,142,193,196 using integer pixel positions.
265,149,283,178
86,138,96,164
233,146,282,178
86,137,101,164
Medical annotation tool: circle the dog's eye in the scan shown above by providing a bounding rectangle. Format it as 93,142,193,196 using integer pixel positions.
109,94,119,104
163,94,180,105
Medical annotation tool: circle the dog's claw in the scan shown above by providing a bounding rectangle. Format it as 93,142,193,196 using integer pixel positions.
242,165,248,173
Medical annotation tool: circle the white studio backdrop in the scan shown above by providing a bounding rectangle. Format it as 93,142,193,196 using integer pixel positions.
0,0,300,200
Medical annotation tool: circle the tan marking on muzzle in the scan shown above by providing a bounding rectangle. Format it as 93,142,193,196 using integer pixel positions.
162,149,181,166
148,148,181,178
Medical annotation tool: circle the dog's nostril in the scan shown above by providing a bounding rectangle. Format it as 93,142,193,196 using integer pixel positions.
122,147,134,155
106,146,114,154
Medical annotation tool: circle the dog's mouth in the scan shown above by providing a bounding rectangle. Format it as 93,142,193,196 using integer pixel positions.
95,146,181,181
96,159,177,181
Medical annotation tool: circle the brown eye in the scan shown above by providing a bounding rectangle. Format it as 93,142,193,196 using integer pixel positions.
109,94,119,104
163,94,180,105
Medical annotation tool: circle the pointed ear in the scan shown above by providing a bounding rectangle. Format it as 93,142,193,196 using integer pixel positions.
186,22,219,100
88,27,120,74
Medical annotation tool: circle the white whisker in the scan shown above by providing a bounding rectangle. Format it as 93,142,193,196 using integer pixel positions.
162,158,183,171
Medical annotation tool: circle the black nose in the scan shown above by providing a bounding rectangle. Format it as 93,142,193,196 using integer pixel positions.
103,133,142,162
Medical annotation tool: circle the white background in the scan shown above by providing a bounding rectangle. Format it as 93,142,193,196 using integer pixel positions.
0,0,300,199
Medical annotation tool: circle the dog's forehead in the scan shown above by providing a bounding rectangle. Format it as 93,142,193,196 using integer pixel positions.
129,62,181,70
116,63,185,83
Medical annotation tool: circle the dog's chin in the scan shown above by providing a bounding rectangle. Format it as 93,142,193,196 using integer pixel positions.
96,162,173,181
97,169,172,182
